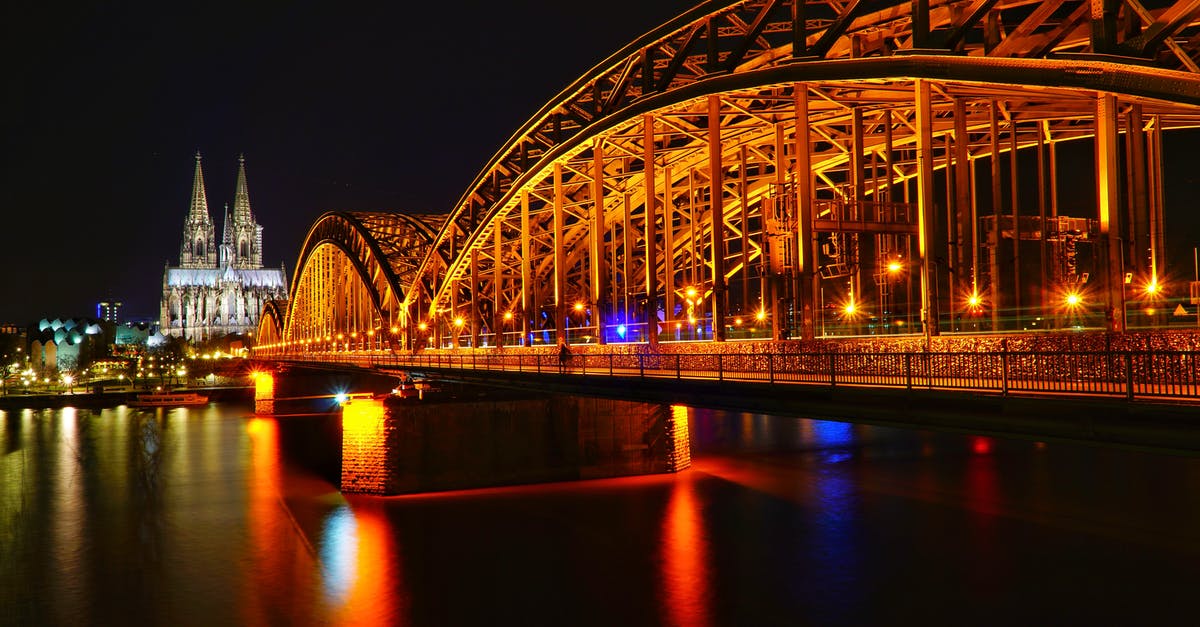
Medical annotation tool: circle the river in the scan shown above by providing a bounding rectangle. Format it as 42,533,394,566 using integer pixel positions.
2,401,1198,626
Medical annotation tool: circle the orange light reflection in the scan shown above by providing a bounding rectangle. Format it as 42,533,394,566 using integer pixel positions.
661,418,710,626
326,500,401,624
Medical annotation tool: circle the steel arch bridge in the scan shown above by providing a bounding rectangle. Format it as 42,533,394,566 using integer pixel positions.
259,0,1200,356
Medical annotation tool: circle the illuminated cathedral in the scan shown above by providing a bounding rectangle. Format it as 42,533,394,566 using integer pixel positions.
161,153,288,341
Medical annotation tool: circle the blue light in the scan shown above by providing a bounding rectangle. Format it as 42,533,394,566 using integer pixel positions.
812,420,853,447
617,324,627,338
334,392,349,405
320,505,357,604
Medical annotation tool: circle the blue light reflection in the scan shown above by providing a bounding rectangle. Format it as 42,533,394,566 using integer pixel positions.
320,505,358,604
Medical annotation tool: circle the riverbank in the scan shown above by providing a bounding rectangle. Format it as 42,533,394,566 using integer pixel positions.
0,385,254,410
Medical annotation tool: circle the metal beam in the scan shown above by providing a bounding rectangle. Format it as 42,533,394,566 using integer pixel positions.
644,114,660,346
708,95,727,341
915,79,939,340
1095,93,1126,332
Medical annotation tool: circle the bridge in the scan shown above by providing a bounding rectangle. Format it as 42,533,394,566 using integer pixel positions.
252,0,1200,411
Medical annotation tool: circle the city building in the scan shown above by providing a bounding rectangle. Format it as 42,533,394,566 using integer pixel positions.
27,317,112,373
161,153,288,341
97,300,122,323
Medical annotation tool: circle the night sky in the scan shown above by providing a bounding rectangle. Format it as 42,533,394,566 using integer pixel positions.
4,1,1198,325
3,1,693,323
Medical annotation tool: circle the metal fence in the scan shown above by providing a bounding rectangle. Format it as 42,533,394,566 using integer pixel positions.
271,348,1200,402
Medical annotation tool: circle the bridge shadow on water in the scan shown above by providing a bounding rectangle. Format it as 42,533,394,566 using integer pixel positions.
262,370,691,496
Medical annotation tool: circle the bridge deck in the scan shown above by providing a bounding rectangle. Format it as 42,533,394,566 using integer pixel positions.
271,348,1200,404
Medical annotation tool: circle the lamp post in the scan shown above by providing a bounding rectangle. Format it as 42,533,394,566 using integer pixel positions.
571,302,585,345
885,258,903,333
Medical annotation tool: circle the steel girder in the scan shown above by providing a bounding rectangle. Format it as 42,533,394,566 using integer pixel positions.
280,212,445,350
256,299,288,349
399,0,1200,344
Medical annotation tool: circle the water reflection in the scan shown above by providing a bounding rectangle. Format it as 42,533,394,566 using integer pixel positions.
325,499,401,625
660,467,711,627
2,401,1199,625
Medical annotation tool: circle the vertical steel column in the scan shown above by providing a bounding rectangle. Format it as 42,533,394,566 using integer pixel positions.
493,221,503,348
970,158,980,293
1095,93,1125,332
989,101,1002,330
623,192,634,338
773,121,786,340
1126,106,1148,279
664,164,676,324
591,141,607,344
794,85,816,340
553,163,567,346
851,106,865,314
470,249,480,347
791,0,806,57
912,0,931,46
1148,116,1165,282
707,95,727,341
449,227,458,348
643,114,660,346
520,190,532,345
944,132,955,329
740,145,750,316
1009,119,1021,322
1049,128,1060,287
953,99,972,307
885,108,900,327
610,217,619,325
1037,123,1048,317
915,79,939,340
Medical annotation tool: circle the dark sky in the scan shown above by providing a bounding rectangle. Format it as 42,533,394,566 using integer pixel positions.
2,0,693,323
4,2,1199,324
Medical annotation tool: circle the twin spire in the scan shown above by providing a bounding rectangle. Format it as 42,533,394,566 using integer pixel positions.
179,152,263,270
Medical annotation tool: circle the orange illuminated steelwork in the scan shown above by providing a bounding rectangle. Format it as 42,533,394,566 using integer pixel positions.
256,0,1200,353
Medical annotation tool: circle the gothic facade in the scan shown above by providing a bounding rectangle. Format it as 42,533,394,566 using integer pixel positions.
161,153,288,341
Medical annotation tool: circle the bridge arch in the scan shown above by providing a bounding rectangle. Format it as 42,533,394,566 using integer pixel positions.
257,1,1200,356
271,211,446,353
403,0,1200,350
255,299,288,351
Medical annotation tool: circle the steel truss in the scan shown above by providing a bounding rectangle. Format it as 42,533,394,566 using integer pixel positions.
261,0,1200,353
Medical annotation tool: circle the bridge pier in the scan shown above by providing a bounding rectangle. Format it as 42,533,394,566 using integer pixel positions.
340,391,691,496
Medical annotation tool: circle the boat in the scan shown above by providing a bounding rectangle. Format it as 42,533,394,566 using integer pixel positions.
130,392,210,407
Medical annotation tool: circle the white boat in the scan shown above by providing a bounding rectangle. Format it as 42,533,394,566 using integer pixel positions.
130,392,209,407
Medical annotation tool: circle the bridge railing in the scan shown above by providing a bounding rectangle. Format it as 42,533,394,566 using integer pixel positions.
277,348,1200,402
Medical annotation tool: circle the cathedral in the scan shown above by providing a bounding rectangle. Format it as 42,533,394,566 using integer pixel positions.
161,153,288,342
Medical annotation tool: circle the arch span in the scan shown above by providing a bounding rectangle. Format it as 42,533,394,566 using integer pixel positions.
267,211,445,354
259,1,1200,356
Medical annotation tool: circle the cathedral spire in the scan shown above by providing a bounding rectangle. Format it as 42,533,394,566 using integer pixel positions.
188,151,209,220
180,151,217,269
233,153,253,225
220,203,233,267
222,203,233,246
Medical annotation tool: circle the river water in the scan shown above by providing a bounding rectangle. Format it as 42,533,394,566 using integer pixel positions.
2,401,1198,626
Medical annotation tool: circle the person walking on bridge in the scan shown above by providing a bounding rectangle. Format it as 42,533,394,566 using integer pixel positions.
558,343,571,372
